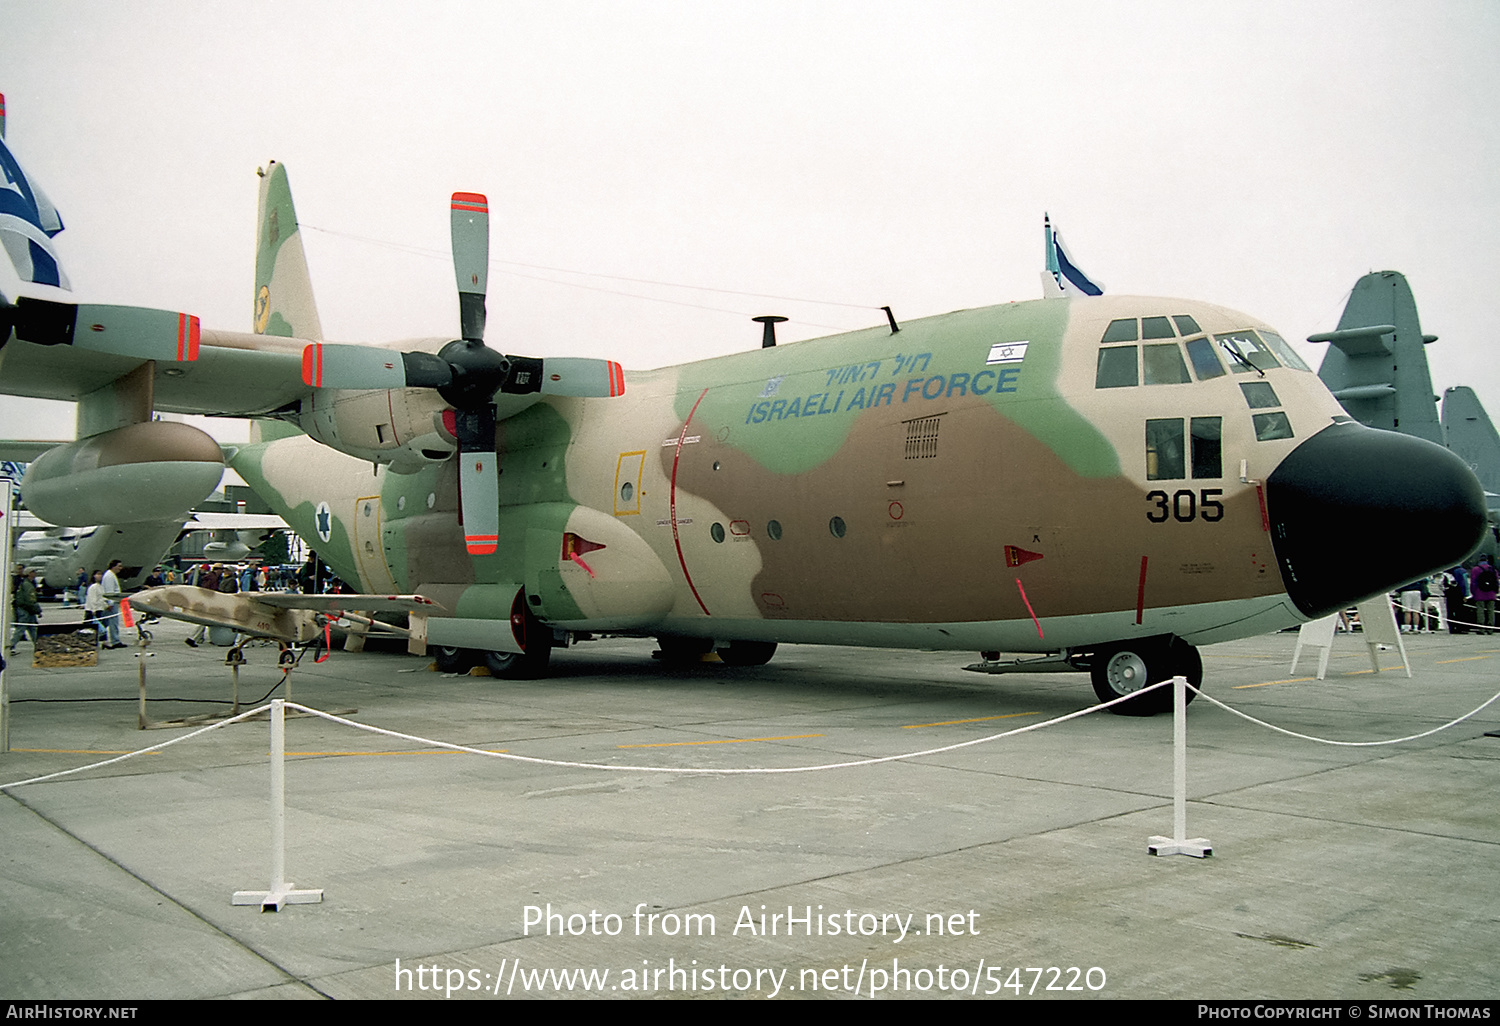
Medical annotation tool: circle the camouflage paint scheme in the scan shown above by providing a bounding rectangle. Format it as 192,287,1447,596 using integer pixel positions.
229,259,1340,656
2,158,1487,705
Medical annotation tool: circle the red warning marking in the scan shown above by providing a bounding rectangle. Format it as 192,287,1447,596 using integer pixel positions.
888,501,904,520
1015,579,1043,640
120,598,135,629
178,313,200,360
670,389,712,616
1136,556,1149,625
465,535,498,555
1005,544,1042,567
451,192,489,212
1255,483,1270,533
301,344,322,386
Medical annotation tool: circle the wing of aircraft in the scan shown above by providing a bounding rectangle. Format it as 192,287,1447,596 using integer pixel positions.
1,111,1488,713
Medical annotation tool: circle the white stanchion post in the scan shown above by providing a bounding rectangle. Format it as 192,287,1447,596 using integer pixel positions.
233,698,324,911
1148,676,1212,858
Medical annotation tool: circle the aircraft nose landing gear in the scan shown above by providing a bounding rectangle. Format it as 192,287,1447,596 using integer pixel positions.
1089,635,1201,716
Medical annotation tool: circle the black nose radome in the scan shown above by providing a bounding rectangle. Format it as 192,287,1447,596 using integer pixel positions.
1266,423,1488,619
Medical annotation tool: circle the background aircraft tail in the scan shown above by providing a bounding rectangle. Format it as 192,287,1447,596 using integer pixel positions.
253,160,323,340
1443,386,1500,504
1310,270,1443,446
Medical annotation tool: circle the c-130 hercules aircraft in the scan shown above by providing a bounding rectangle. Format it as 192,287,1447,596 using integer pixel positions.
1,152,1487,713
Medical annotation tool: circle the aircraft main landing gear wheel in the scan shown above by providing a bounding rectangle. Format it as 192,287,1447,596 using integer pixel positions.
715,640,777,666
433,645,476,674
1090,637,1201,716
484,591,552,680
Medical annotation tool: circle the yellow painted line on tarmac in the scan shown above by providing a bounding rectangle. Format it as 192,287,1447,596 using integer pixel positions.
1437,656,1491,664
1233,678,1316,689
619,734,824,749
903,712,1041,728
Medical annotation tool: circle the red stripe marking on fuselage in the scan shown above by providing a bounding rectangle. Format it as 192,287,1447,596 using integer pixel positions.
1015,579,1042,640
1136,555,1149,625
670,389,712,616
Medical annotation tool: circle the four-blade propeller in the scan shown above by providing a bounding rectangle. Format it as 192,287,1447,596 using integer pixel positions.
299,192,625,554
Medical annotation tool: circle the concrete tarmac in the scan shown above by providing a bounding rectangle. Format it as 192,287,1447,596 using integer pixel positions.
1,611,1498,1001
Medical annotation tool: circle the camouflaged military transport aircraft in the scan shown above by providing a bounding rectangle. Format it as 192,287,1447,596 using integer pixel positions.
2,148,1489,713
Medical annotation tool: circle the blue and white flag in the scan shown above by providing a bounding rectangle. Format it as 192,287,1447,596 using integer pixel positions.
0,135,69,290
1042,214,1102,298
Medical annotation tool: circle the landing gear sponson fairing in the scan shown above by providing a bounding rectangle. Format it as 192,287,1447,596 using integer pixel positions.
1,158,1487,713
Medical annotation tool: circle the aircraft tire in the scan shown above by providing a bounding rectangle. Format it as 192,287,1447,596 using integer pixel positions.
1090,637,1201,716
433,645,477,673
484,592,552,679
716,640,777,666
483,645,551,680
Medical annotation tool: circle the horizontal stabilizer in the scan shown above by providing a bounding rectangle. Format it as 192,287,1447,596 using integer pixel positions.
1307,323,1395,357
4,298,200,361
1331,384,1395,401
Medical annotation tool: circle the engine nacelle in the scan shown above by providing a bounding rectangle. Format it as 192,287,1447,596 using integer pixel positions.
295,387,457,474
22,421,224,526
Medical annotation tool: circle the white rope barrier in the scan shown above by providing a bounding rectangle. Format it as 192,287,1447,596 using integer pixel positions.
1188,680,1500,747
0,703,273,790
271,689,1173,775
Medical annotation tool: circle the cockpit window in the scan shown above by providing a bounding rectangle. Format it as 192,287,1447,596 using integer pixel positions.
1257,329,1311,372
1142,316,1175,340
1101,319,1139,343
1184,337,1225,380
1143,343,1191,384
1095,346,1138,388
1216,331,1280,373
1172,314,1202,335
1253,412,1295,441
1146,419,1185,479
1239,381,1281,409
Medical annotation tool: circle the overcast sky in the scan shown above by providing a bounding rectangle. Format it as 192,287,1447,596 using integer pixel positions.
3,0,1498,444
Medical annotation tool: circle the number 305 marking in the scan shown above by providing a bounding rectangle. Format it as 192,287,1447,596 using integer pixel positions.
1146,488,1224,523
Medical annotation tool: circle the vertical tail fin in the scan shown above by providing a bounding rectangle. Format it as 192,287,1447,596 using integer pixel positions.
1443,386,1500,504
1311,271,1442,446
253,160,323,340
1041,213,1104,298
